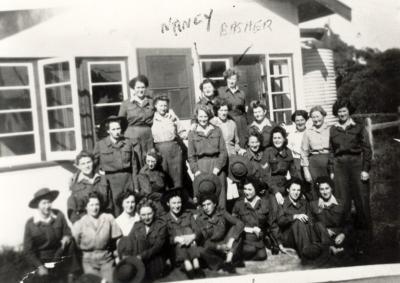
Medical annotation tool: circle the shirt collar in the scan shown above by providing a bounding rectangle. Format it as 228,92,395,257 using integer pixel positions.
250,118,272,129
226,86,239,94
33,211,57,224
77,172,100,184
318,195,339,207
311,122,329,133
244,196,261,208
334,118,356,129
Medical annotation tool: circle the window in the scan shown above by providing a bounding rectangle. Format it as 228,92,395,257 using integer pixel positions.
87,61,128,133
266,57,295,123
138,49,195,119
38,58,82,160
0,63,40,166
199,58,230,89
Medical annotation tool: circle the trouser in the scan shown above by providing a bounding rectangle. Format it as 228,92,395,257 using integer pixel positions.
309,154,330,200
231,113,248,148
197,156,227,209
281,221,315,258
313,222,336,246
333,155,371,230
125,125,154,167
242,233,267,261
82,251,114,283
105,171,133,216
155,141,183,189
294,158,312,200
200,237,241,270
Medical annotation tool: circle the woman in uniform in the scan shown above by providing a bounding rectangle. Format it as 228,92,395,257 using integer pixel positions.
247,101,277,150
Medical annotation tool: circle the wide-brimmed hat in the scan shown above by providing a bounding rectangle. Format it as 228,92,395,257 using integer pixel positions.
113,256,145,283
28,188,59,209
101,115,128,132
228,155,253,182
193,173,221,198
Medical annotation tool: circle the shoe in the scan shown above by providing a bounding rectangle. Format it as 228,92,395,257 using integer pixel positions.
185,269,195,279
194,268,206,278
222,262,236,274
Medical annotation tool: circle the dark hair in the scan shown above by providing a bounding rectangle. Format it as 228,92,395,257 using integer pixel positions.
137,198,156,214
309,105,327,117
146,148,161,165
332,98,356,116
250,100,268,111
199,78,216,92
129,75,149,89
269,126,288,148
198,193,218,206
223,68,240,80
285,177,303,191
105,119,121,131
117,191,138,210
164,190,182,204
291,110,309,122
240,176,263,194
84,191,103,209
75,151,94,165
153,94,170,106
195,105,213,121
314,176,335,194
213,98,232,116
247,128,264,148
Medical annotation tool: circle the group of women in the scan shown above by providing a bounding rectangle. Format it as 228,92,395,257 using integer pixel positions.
23,69,372,283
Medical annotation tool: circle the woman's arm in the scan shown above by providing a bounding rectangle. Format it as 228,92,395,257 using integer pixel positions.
215,129,228,173
118,101,127,117
187,132,200,175
23,221,43,268
140,223,168,261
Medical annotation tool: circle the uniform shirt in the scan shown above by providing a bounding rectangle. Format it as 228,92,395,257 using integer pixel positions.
232,196,271,230
287,128,306,159
72,213,122,251
211,117,241,155
137,165,167,197
310,197,350,236
152,110,185,143
248,118,277,149
118,97,154,127
161,211,201,245
195,208,244,243
116,212,140,236
300,123,331,167
67,173,109,223
330,119,372,171
277,197,310,229
243,149,269,185
187,124,228,174
23,209,71,268
219,87,246,116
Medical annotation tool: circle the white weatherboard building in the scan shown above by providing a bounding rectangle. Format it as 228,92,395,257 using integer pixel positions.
0,0,350,246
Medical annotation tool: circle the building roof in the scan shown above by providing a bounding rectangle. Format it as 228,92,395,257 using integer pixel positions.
295,0,351,22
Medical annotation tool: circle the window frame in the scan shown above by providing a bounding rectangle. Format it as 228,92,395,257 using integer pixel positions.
199,58,231,81
266,55,295,123
87,60,129,133
0,62,41,166
37,57,82,161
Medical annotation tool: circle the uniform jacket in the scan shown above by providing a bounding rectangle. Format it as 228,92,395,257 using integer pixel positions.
220,88,246,116
137,165,167,199
277,197,311,230
161,211,201,245
247,119,277,149
118,98,154,127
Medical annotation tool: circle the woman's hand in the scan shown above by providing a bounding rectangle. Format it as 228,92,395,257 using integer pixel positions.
37,266,48,276
237,148,247,156
226,238,235,251
330,173,335,180
275,192,284,205
327,228,336,237
60,236,71,249
212,167,220,175
293,214,309,223
361,171,369,181
253,226,262,238
194,171,201,177
304,167,312,183
335,233,345,245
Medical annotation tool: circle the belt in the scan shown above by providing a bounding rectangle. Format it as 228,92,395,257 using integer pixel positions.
310,149,330,155
105,167,132,174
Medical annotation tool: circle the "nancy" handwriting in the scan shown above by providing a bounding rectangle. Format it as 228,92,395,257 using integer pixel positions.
161,9,214,36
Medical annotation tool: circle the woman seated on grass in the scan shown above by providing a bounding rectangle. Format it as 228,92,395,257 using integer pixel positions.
310,176,351,255
161,189,204,279
196,193,244,274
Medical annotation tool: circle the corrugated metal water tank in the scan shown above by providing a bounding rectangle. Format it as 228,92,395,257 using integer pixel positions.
302,48,337,124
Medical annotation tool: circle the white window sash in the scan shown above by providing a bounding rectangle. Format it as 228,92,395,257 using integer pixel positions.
199,58,231,81
0,62,41,166
38,58,82,161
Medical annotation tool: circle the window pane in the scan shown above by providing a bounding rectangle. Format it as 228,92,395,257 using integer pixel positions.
271,77,290,92
272,94,291,109
90,64,122,83
48,108,74,129
269,60,289,76
152,88,191,118
50,131,76,151
201,61,227,78
0,89,31,110
0,66,29,86
44,62,70,84
0,134,35,157
0,112,33,134
273,110,291,124
146,55,188,88
46,85,72,107
93,105,120,127
92,85,123,104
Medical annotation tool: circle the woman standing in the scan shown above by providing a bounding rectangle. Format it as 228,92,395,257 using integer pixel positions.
119,75,154,164
220,69,248,148
247,101,277,150
72,192,122,283
301,106,332,200
211,99,246,156
115,191,140,236
330,98,372,251
24,188,80,283
188,105,228,208
193,78,219,120
287,110,308,178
